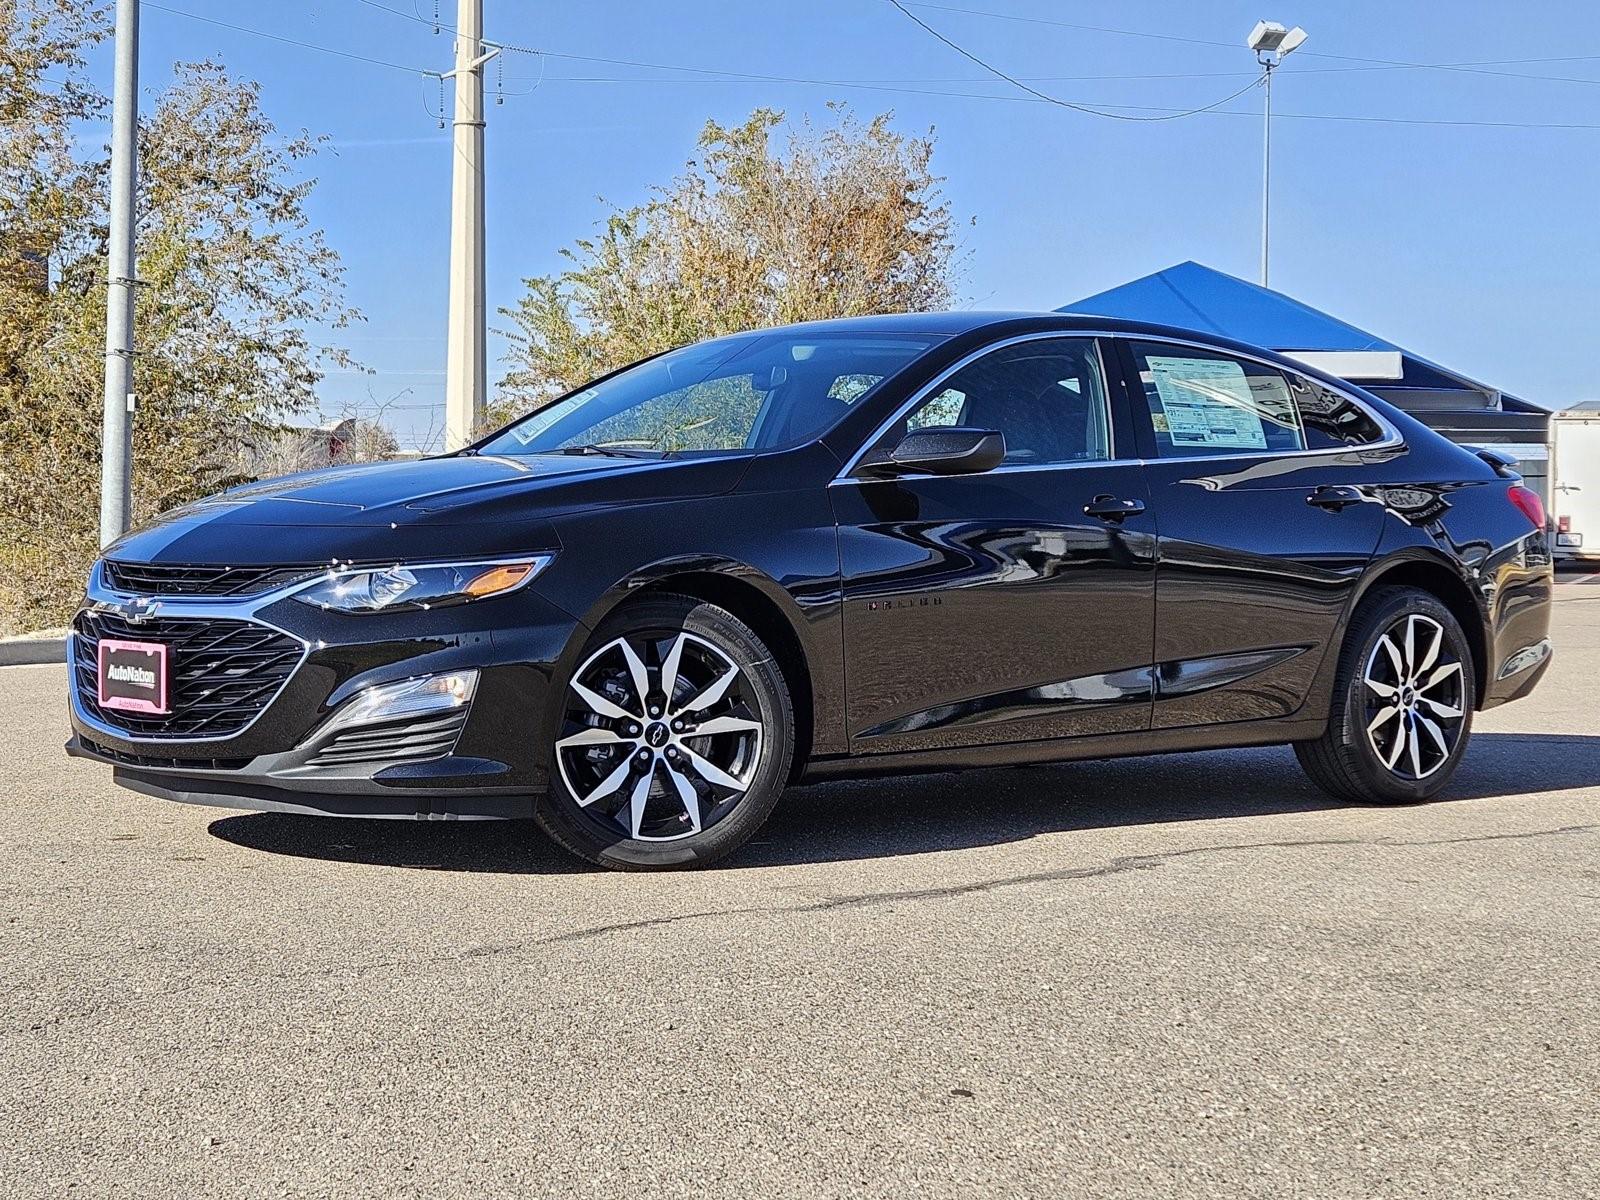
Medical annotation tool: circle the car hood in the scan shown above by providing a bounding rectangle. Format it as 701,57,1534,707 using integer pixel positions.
105,452,751,566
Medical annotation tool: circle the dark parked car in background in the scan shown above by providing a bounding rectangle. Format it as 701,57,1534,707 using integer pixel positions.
66,313,1554,870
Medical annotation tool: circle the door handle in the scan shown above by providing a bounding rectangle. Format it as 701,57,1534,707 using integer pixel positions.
1307,484,1364,511
1084,494,1146,522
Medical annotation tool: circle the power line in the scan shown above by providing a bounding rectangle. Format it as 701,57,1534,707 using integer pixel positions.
907,2,1240,52
513,66,1600,129
363,0,1600,90
143,2,430,75
348,0,540,57
905,2,1600,87
147,1,1600,133
528,72,1600,129
351,0,448,34
882,0,1265,120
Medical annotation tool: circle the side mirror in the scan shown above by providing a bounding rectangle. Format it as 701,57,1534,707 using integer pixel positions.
861,427,1006,478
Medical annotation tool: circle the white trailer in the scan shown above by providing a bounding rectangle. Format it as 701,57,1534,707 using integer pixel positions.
1551,401,1600,561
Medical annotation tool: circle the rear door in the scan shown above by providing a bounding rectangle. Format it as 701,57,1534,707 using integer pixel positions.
1115,338,1390,729
830,335,1158,755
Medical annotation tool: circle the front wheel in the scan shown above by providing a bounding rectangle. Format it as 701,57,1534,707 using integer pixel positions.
1296,586,1476,804
533,594,794,870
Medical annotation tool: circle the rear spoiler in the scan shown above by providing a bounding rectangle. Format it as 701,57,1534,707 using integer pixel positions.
1467,445,1521,480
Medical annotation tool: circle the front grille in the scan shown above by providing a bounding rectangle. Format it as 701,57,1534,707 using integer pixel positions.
103,560,320,597
304,709,469,769
73,611,303,739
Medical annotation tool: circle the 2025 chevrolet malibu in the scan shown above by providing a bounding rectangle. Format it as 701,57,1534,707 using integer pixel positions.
67,313,1554,870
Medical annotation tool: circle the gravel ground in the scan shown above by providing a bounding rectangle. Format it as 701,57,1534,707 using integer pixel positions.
2,576,1597,1198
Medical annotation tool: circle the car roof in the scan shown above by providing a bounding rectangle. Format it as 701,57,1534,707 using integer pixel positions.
747,310,1300,345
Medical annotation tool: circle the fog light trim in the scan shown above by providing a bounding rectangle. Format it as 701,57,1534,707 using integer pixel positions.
303,670,480,747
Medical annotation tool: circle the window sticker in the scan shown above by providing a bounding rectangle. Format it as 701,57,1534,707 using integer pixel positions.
1145,356,1267,450
509,389,596,444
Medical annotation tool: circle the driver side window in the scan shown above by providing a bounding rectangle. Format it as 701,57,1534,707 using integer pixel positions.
875,338,1112,466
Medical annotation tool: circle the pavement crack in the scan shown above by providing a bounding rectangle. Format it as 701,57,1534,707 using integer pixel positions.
804,825,1600,911
536,905,778,946
12,826,1594,1033
1383,823,1597,848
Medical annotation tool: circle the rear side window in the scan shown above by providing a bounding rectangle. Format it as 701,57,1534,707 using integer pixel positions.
1128,340,1389,457
1129,341,1303,457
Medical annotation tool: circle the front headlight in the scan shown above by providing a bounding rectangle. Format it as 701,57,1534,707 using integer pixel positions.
291,556,552,613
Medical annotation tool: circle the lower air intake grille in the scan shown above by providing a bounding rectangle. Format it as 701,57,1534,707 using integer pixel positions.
73,612,303,738
304,709,469,769
79,736,252,771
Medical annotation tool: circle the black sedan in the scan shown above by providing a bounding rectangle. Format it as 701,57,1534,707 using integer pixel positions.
67,313,1554,869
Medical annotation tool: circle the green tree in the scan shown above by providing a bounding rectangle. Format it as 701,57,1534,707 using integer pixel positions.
0,3,360,632
496,105,961,423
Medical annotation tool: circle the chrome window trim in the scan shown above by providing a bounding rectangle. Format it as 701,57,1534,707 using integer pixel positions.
832,329,1404,483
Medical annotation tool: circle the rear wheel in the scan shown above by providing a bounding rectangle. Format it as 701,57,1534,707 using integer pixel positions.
1296,586,1476,804
534,595,794,870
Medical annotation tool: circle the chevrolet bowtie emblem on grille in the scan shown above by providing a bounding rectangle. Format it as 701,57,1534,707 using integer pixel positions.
119,596,162,624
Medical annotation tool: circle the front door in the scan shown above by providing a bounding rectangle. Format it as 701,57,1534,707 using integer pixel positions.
830,335,1158,756
1115,337,1390,730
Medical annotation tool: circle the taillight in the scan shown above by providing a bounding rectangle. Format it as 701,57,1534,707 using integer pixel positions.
1507,484,1545,530
1558,514,1571,535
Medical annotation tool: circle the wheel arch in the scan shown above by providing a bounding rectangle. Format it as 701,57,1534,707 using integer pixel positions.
579,559,818,778
1350,552,1490,707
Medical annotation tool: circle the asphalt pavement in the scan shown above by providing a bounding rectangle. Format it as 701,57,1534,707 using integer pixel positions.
3,576,1598,1198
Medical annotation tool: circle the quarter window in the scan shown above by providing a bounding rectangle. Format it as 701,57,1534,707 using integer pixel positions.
1288,374,1388,449
870,338,1112,467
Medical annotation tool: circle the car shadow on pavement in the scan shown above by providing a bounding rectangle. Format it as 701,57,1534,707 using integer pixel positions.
205,732,1600,874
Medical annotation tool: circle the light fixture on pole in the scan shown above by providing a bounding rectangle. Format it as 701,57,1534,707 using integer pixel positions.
1246,20,1307,288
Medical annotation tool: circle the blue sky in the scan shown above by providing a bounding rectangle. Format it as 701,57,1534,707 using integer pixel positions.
86,1,1600,445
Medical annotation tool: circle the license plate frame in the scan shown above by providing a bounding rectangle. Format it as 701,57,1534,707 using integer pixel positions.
97,638,171,715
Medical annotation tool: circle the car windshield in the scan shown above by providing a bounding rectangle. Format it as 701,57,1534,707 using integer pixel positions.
479,331,939,458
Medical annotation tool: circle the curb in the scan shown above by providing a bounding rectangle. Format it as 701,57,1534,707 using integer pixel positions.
0,637,68,667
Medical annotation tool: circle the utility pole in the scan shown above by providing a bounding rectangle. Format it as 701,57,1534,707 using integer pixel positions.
1245,21,1307,289
99,0,139,545
1260,60,1272,288
443,0,499,450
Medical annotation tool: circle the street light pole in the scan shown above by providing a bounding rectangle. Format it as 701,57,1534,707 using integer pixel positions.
443,0,499,451
1245,21,1307,289
99,0,139,546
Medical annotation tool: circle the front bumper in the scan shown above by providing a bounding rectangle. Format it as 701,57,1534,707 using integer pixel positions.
67,564,586,819
65,734,533,819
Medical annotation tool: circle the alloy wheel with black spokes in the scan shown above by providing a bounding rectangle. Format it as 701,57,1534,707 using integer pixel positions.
534,595,794,870
1297,585,1476,804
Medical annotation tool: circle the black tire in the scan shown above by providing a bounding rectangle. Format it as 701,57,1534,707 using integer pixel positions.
533,594,794,871
1296,585,1476,804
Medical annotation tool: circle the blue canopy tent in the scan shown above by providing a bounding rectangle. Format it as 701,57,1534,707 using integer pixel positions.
1060,261,1545,413
1059,260,1550,495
